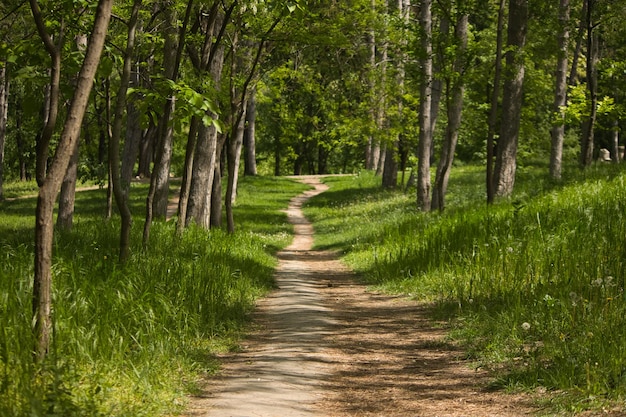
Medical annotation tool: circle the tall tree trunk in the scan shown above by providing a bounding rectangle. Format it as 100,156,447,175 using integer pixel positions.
186,41,225,228
149,4,179,220
32,0,113,361
243,89,258,176
493,0,528,198
110,0,141,261
580,0,598,168
550,0,570,180
143,0,193,245
383,0,407,188
416,0,433,210
486,0,505,204
0,64,8,200
366,0,380,171
431,12,468,212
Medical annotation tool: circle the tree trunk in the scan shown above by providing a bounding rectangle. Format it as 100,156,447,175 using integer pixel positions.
56,144,79,229
176,116,200,233
30,0,63,186
550,0,570,180
137,123,156,178
417,0,433,210
186,42,225,228
383,0,407,188
486,0,505,204
611,120,620,163
226,103,247,233
0,64,8,200
580,0,598,168
431,12,468,212
32,0,113,361
243,89,258,176
211,136,227,228
110,0,141,261
493,0,528,198
150,5,179,220
143,0,193,245
187,123,219,227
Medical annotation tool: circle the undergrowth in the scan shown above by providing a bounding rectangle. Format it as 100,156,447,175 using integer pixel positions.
0,176,308,416
305,164,626,414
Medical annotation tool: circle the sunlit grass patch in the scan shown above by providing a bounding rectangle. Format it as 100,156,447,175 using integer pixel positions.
0,175,305,416
306,165,626,412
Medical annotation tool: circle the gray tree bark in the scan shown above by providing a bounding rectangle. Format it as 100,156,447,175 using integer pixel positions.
432,11,468,212
0,64,8,200
243,89,258,176
493,0,528,198
550,0,570,180
416,0,433,210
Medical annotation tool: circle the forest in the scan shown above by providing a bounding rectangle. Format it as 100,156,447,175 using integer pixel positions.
1,0,626,415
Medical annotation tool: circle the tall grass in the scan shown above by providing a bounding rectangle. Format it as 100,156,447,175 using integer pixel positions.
0,176,308,416
305,166,626,413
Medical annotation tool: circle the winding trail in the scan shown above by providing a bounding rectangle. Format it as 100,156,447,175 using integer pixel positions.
186,177,341,416
185,176,538,417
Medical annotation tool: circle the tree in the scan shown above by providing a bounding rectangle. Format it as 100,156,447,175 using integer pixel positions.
31,0,114,361
110,0,142,262
143,0,193,245
431,5,469,211
0,63,8,200
486,0,505,203
579,0,598,167
549,0,570,180
416,0,433,210
493,0,528,198
243,88,258,176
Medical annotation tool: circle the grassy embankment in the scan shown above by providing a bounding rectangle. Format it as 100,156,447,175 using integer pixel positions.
304,164,626,414
0,176,309,416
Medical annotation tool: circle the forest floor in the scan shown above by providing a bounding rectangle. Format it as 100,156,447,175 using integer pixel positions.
182,176,545,417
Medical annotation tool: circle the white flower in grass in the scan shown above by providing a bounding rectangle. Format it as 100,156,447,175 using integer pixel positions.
521,322,531,331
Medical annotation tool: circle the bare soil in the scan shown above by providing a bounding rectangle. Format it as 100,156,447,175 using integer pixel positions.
184,177,542,416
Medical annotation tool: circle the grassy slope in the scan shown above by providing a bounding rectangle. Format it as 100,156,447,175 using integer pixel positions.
304,164,626,414
0,176,309,417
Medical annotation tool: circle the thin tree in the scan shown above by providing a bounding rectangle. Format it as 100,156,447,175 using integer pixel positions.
31,0,114,361
550,0,570,180
416,0,433,210
0,63,8,200
143,0,193,246
493,0,528,198
431,8,468,211
580,0,598,167
486,0,505,203
110,0,142,262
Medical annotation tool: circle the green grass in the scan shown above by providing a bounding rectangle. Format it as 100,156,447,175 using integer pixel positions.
304,165,626,414
0,175,309,417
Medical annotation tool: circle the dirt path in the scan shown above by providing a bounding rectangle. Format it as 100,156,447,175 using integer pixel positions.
185,177,538,417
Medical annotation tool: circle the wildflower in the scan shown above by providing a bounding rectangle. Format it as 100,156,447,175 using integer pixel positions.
521,322,531,331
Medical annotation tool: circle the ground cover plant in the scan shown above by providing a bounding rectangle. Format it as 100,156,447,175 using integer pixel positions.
0,176,309,416
304,165,626,414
